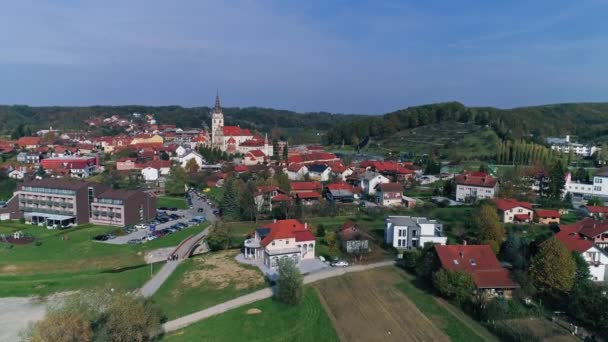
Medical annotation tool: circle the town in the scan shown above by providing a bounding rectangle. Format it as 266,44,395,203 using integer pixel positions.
0,94,606,341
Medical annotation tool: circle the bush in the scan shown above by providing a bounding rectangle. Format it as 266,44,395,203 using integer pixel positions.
432,269,475,304
275,258,303,306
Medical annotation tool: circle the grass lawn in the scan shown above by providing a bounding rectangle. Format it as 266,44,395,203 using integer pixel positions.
560,211,580,224
506,223,553,241
162,287,339,342
396,273,493,342
204,186,224,204
0,220,209,297
152,250,266,320
156,196,188,209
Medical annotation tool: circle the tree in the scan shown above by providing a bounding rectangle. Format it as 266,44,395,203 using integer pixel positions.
36,165,45,177
276,258,303,305
324,231,338,257
599,142,607,165
568,282,608,334
206,221,233,251
572,252,591,286
239,181,258,221
547,159,566,200
165,165,187,195
274,171,291,193
500,233,526,270
587,196,604,206
414,245,440,279
97,294,162,342
28,311,93,342
432,269,475,304
282,143,289,161
184,158,200,174
530,237,576,297
160,151,170,160
471,203,505,254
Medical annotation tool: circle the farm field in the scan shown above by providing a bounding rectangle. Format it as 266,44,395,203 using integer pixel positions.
314,267,449,342
162,287,338,342
152,250,266,320
156,195,188,209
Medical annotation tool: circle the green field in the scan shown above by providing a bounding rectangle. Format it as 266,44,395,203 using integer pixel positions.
397,273,495,342
152,250,266,320
162,287,339,342
157,196,188,209
0,220,209,296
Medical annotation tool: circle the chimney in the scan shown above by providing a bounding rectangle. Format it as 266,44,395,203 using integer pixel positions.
304,222,308,230
273,219,277,223
463,240,467,246
459,251,464,258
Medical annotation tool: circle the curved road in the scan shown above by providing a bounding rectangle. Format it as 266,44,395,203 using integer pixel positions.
162,260,395,333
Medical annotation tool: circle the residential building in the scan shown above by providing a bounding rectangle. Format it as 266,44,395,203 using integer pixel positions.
385,216,447,249
435,245,519,297
242,219,316,269
179,151,205,170
455,172,498,202
375,183,403,206
40,156,99,178
325,182,358,203
534,209,561,225
254,186,287,213
17,136,41,150
582,205,608,218
290,181,322,195
307,164,331,181
243,150,266,166
565,169,608,200
338,221,370,254
547,135,600,157
359,171,390,196
493,198,533,223
16,179,155,228
286,164,308,181
556,220,608,282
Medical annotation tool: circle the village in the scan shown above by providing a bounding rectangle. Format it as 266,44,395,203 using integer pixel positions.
0,96,606,341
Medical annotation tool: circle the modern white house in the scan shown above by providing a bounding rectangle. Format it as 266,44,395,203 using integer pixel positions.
385,216,447,249
243,219,316,269
360,171,390,196
565,169,608,201
454,172,498,202
547,136,600,157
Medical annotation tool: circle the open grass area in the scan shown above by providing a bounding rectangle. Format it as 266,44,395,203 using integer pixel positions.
0,220,209,297
156,196,188,209
152,250,266,320
396,271,493,342
162,287,338,342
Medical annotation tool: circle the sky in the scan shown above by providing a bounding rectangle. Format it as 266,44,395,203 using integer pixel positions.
1,0,607,114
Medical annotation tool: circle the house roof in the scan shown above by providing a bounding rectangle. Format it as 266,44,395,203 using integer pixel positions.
247,150,266,158
295,191,321,199
234,165,249,173
291,181,322,192
377,182,403,192
435,245,518,289
493,198,532,211
455,172,497,188
535,209,561,218
585,206,608,214
308,164,329,173
223,126,252,137
555,224,594,253
259,219,315,247
271,193,292,202
17,137,41,146
514,214,531,221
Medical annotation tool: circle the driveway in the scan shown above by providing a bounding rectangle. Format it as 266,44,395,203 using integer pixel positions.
235,254,330,281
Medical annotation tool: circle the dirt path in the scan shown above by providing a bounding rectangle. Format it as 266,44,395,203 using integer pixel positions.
314,267,449,342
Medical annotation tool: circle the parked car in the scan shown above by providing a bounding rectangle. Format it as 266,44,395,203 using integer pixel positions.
135,224,148,230
331,260,349,267
158,207,169,210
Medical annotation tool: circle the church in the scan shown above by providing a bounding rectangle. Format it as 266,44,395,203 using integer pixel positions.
210,94,273,157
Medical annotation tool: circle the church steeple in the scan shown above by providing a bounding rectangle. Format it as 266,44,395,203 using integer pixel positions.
214,92,221,114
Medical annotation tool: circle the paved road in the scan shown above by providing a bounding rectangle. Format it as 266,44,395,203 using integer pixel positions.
162,260,395,333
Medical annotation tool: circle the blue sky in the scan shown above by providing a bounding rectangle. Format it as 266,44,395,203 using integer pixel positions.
1,0,607,114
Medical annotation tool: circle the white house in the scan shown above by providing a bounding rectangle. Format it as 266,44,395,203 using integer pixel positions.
493,198,534,223
360,171,390,195
242,219,316,269
175,146,187,157
179,151,205,170
454,172,498,202
286,164,308,181
307,164,331,182
8,169,26,180
557,220,608,282
385,216,447,249
141,167,159,182
565,169,608,201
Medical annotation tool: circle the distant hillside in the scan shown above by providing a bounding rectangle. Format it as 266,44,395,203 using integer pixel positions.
324,102,608,145
0,105,358,138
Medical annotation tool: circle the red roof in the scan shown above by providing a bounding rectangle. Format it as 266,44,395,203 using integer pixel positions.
259,219,314,247
555,225,594,253
535,209,561,218
247,150,266,158
234,165,249,173
585,206,608,214
240,139,265,147
291,181,322,192
287,152,339,166
455,172,497,188
17,137,41,147
326,182,354,191
287,163,307,172
493,198,532,211
377,182,403,192
144,160,171,169
227,137,236,144
514,214,531,221
296,191,321,199
271,194,292,202
223,126,252,137
435,245,518,289
360,161,415,175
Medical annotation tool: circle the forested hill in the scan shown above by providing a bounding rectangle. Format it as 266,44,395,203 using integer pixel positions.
0,105,358,136
323,102,608,145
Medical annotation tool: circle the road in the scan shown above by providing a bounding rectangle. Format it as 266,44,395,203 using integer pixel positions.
102,188,217,245
162,260,395,333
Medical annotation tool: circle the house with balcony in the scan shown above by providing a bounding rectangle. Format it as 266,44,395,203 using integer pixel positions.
493,198,533,223
90,189,156,227
385,216,447,249
243,219,316,269
455,172,498,202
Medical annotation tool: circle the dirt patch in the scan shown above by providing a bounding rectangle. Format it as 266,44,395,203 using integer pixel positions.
181,251,264,291
1,265,19,273
314,267,449,342
246,308,262,315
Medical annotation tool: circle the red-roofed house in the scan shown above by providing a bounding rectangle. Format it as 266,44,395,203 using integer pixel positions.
254,186,287,213
435,245,519,296
243,219,316,268
455,172,498,202
243,150,267,166
583,205,608,218
286,164,308,181
493,198,533,223
290,181,322,194
17,137,42,150
534,209,561,225
375,183,403,206
556,221,608,282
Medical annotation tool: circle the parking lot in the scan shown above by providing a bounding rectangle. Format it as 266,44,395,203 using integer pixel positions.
99,188,218,245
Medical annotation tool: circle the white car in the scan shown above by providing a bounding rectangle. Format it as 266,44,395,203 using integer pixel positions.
331,260,349,267
135,224,148,230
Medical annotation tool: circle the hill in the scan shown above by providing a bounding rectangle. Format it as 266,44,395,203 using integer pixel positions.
324,102,608,146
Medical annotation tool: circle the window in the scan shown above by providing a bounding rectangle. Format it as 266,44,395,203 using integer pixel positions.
397,239,402,247
286,240,289,245
469,259,477,266
272,241,275,246
411,230,417,237
594,186,602,192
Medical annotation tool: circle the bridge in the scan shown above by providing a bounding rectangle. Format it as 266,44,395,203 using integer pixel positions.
138,228,210,297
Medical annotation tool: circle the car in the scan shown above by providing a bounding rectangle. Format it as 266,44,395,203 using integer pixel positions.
94,235,109,241
158,207,168,210
331,260,349,267
134,224,148,229
145,234,157,241
168,207,178,211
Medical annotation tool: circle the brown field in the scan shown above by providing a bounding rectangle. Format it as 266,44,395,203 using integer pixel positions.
314,267,449,342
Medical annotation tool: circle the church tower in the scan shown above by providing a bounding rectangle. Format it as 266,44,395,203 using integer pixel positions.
211,93,224,150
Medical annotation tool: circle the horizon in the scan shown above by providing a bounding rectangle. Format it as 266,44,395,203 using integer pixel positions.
1,0,607,113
